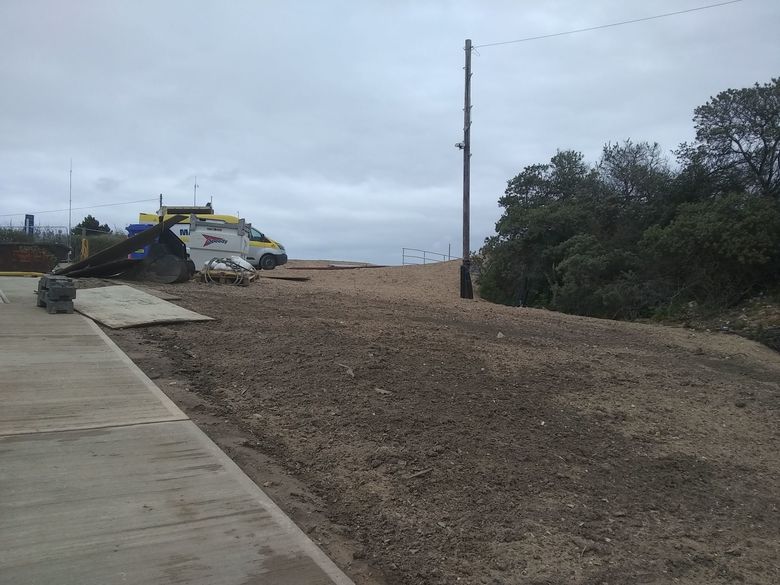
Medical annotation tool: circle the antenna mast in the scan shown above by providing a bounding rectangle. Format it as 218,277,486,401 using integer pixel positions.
68,159,73,259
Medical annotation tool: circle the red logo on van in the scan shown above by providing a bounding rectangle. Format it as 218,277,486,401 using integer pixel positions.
202,234,228,247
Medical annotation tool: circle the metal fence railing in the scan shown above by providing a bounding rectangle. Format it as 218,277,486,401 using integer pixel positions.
0,225,70,244
402,247,460,266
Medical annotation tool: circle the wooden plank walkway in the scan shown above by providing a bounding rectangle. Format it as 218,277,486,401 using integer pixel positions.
0,276,355,585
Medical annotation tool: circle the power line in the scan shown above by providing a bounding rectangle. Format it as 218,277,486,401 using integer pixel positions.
473,0,745,49
0,197,158,218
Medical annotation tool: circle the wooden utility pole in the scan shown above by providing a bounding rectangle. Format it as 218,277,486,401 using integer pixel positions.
460,39,474,299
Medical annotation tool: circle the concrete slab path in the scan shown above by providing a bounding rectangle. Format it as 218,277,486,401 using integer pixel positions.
0,277,355,585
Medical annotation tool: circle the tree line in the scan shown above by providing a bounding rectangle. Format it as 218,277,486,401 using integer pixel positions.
477,78,780,320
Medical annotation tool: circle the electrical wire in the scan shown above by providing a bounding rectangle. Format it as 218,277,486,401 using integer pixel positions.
473,0,745,48
0,197,159,218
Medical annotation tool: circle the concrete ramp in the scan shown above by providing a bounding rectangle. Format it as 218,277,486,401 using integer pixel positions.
0,277,354,585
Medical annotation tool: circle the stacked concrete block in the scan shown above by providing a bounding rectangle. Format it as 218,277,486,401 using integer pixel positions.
37,275,76,314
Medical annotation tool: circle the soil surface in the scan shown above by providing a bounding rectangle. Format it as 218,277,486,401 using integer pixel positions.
107,261,780,585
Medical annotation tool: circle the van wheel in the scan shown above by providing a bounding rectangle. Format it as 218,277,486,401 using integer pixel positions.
259,254,276,270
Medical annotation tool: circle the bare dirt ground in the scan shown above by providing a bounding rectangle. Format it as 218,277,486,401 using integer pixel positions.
108,260,780,585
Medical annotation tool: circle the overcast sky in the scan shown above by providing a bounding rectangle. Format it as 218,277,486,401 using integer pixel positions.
1,0,778,264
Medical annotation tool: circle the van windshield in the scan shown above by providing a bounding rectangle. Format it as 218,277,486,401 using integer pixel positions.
250,227,270,242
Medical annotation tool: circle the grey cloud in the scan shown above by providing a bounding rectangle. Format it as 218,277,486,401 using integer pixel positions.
1,0,778,264
208,168,240,183
95,177,122,193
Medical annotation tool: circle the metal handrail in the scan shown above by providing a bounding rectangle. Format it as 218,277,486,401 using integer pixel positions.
402,247,460,265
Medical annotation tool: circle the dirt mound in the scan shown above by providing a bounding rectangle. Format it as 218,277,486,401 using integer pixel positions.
110,266,780,585
281,260,473,305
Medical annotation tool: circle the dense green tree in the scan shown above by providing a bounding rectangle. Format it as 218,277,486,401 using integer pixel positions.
481,201,592,306
547,234,644,319
500,150,595,209
680,78,780,198
478,78,780,320
642,193,780,306
594,140,675,246
72,214,111,236
598,140,670,204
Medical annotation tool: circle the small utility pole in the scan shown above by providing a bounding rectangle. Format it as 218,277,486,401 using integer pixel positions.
460,39,474,299
68,159,73,260
193,177,198,206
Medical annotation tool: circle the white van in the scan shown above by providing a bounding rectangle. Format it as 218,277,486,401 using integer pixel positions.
140,208,288,270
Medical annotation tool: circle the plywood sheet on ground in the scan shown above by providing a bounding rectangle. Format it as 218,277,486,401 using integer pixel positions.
128,285,182,300
73,284,212,328
0,420,352,585
73,280,183,301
